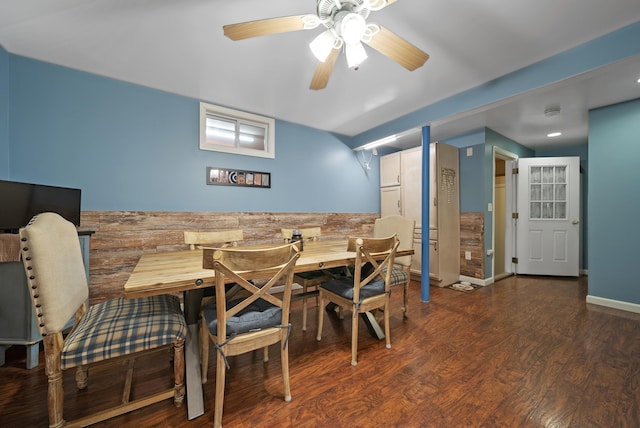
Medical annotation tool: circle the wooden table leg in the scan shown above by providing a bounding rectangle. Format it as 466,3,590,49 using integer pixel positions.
183,290,205,420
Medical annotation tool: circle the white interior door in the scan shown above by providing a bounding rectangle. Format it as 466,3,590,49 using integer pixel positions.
515,157,580,276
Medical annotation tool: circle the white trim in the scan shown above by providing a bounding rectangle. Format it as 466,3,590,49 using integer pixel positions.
199,102,275,159
494,271,512,281
493,147,519,280
586,295,640,314
459,274,493,287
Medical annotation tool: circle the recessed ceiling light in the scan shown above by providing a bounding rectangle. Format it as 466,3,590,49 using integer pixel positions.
636,76,640,84
547,132,562,138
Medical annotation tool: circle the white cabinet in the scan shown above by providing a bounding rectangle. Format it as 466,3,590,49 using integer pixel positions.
380,147,422,277
380,186,402,217
401,147,422,222
380,152,401,187
429,142,460,287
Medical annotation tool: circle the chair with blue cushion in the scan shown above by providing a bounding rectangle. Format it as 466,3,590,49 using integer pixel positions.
281,226,335,331
199,243,300,428
19,212,187,428
316,235,399,366
374,215,416,317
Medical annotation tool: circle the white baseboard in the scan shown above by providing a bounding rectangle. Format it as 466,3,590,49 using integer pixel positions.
586,295,640,314
459,275,493,287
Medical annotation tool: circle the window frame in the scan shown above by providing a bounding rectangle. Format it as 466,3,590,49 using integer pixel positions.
199,102,275,159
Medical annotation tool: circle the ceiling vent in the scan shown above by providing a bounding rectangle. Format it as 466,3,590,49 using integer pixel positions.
544,105,561,117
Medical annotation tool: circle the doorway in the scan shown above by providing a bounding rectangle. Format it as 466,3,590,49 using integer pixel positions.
493,147,518,281
494,157,507,279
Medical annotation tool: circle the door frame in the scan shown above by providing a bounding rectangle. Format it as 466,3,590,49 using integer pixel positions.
492,146,519,282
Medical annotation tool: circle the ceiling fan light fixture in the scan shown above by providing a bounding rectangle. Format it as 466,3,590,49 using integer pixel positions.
310,29,336,62
346,41,368,68
340,13,367,45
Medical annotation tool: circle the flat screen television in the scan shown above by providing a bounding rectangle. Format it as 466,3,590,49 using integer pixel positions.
0,180,82,233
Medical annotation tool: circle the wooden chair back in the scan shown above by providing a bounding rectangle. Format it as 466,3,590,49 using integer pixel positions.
184,230,244,250
347,235,400,302
203,243,300,339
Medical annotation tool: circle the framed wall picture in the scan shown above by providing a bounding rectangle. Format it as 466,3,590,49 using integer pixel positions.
206,167,271,188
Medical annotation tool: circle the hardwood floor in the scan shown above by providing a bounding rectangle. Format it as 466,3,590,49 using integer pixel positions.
1,275,639,427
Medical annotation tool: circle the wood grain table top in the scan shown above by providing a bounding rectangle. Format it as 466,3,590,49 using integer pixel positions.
124,239,413,298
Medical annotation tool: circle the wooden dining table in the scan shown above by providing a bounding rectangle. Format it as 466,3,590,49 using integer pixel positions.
123,239,413,419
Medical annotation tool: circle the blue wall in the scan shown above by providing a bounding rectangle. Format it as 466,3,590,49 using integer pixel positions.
0,45,9,179
589,98,640,304
442,129,486,212
6,55,379,213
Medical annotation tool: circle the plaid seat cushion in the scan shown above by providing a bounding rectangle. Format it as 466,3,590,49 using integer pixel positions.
383,266,409,287
61,294,187,370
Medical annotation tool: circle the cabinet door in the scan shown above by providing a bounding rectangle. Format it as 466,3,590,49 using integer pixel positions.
401,147,422,225
429,239,439,280
380,186,402,217
429,143,437,230
380,152,401,187
411,238,422,276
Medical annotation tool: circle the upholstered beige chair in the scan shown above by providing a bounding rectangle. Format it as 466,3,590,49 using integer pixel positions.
316,235,399,366
200,243,300,428
20,212,187,428
374,215,416,317
281,227,334,331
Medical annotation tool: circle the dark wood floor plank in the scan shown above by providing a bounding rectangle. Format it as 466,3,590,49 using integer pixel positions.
2,275,640,427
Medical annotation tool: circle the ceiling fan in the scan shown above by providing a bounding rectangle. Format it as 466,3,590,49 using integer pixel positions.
223,0,429,90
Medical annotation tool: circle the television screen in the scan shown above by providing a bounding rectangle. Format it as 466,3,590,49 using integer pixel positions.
0,180,82,232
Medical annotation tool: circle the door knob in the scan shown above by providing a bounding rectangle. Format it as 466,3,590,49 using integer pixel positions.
572,220,580,225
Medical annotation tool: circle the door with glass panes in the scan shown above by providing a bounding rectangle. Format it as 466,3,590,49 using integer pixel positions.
515,157,580,276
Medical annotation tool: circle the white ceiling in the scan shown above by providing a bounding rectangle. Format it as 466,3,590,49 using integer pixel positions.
2,0,640,151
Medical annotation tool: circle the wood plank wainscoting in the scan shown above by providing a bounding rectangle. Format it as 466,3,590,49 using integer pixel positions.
460,212,484,280
79,211,379,304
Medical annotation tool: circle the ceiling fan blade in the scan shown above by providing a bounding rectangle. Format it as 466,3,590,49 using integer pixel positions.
310,48,340,90
364,25,429,71
224,15,314,41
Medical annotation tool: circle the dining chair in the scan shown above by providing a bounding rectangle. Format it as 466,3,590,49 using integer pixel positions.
373,215,416,317
19,212,187,428
184,229,244,250
281,227,335,331
316,235,399,366
184,229,245,301
199,243,300,428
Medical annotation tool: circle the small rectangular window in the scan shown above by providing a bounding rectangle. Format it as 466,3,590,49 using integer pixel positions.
199,102,275,158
